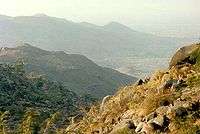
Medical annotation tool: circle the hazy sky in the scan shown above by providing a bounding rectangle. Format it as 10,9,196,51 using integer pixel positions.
0,0,199,37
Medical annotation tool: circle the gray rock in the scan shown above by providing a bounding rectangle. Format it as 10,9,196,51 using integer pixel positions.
175,107,188,119
148,115,170,132
169,44,200,68
135,122,143,133
157,79,181,93
145,112,157,122
156,106,170,116
109,119,136,134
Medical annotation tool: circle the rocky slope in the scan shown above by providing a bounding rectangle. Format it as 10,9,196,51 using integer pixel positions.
0,43,136,99
65,43,200,134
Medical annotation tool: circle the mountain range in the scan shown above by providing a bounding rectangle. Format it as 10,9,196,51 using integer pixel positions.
0,14,195,77
0,44,136,98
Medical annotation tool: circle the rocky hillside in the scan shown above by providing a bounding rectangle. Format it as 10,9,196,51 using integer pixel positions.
65,43,200,134
0,43,136,99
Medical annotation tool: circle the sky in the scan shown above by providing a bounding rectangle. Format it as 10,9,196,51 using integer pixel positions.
0,0,199,37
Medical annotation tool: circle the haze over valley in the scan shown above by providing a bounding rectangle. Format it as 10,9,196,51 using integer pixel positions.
0,14,197,78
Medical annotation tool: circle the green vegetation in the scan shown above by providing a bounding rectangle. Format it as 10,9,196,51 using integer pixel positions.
0,44,136,99
0,63,92,133
189,44,200,65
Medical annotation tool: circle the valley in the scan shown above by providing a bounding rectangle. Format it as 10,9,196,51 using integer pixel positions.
0,14,196,78
0,11,199,134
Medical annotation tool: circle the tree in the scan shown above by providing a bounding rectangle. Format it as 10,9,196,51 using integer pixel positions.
14,58,25,74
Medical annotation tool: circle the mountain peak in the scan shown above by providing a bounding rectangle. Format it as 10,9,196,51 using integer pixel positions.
104,21,129,28
103,21,138,34
79,22,99,28
33,13,49,17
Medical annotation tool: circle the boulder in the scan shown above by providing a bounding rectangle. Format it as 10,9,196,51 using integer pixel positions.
169,43,200,68
148,115,170,132
157,78,186,93
109,119,136,134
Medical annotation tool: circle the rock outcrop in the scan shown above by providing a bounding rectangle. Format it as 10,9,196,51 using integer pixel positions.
169,43,200,68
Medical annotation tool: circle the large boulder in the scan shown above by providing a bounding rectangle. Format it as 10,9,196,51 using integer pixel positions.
169,43,200,68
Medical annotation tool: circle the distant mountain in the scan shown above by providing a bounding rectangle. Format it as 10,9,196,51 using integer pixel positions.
0,44,136,98
0,14,195,77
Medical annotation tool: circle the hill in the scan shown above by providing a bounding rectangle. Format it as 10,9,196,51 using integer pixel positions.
65,43,200,134
0,44,136,98
0,14,193,77
0,63,84,133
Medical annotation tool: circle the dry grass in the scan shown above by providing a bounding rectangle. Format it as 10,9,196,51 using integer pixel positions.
64,64,200,134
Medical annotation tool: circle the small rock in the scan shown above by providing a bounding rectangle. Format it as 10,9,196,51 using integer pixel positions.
135,122,143,133
162,115,170,131
142,122,154,134
157,79,178,93
196,130,200,134
191,101,200,111
144,77,150,83
156,106,170,116
192,112,200,119
137,79,144,86
127,121,136,129
132,118,142,127
173,79,187,91
110,119,136,134
145,112,157,122
164,79,178,89
160,99,171,106
173,99,190,109
152,116,165,127
175,107,188,119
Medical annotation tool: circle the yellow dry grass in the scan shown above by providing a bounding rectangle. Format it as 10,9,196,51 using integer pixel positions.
64,64,200,134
